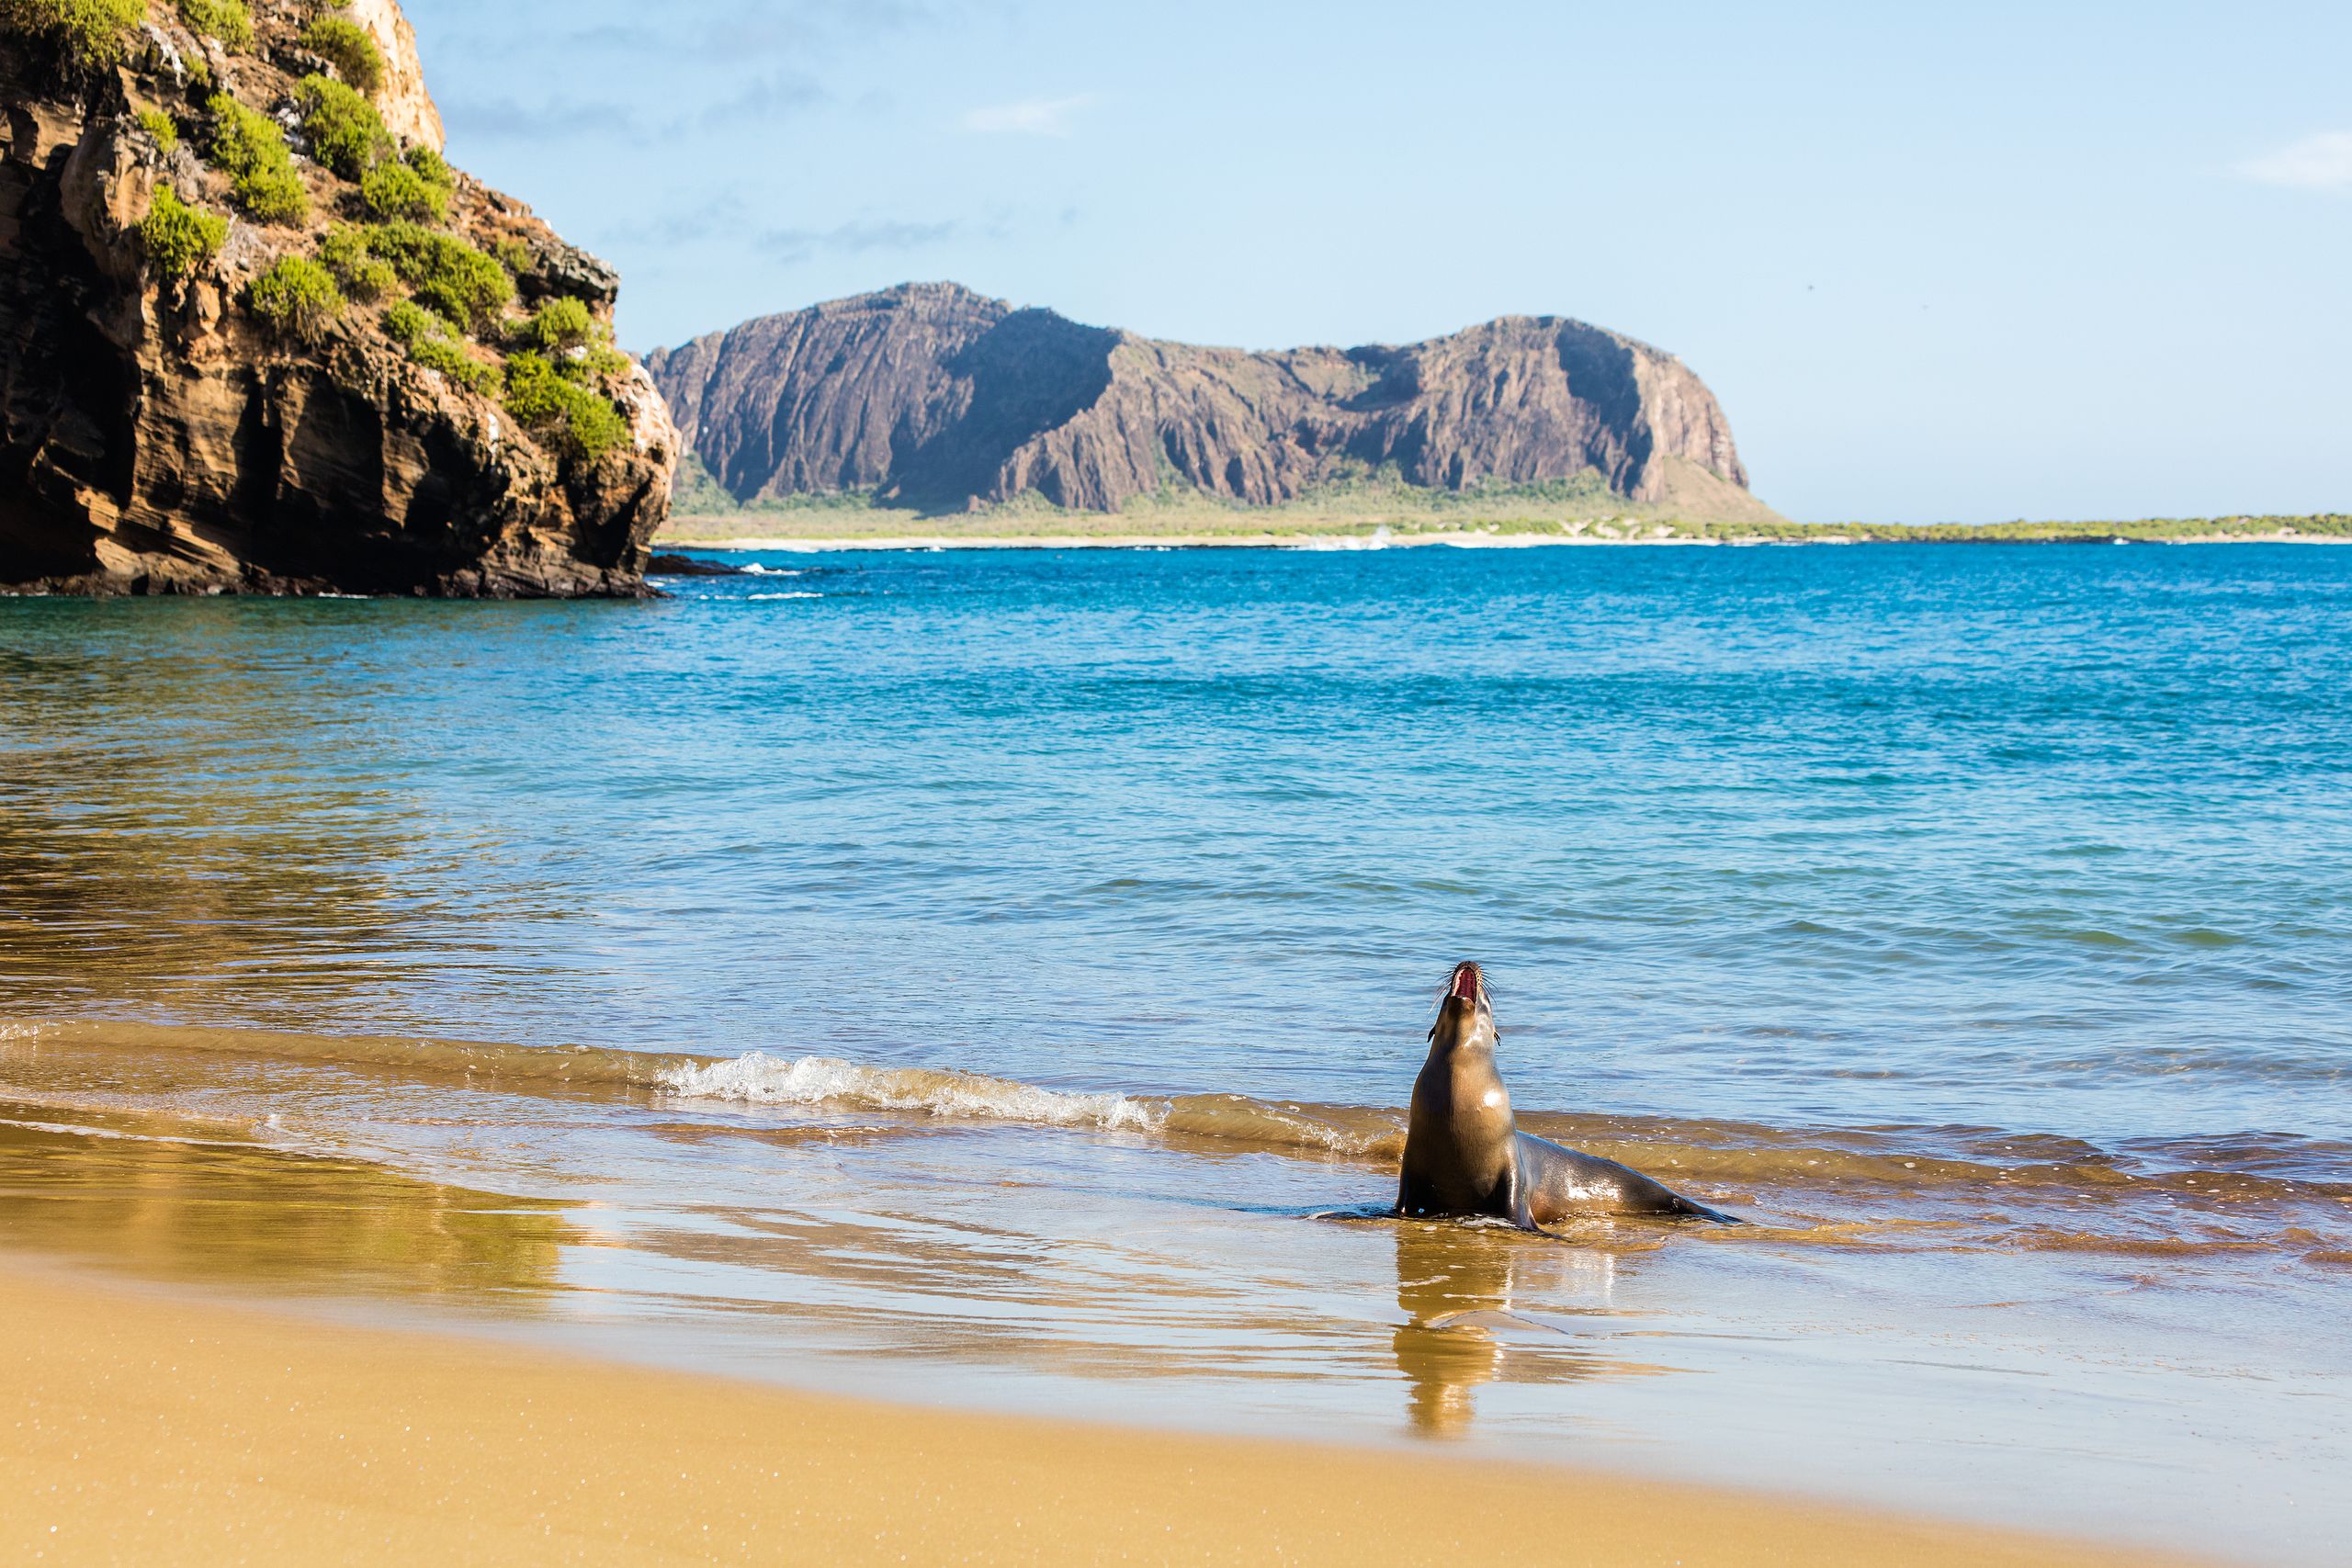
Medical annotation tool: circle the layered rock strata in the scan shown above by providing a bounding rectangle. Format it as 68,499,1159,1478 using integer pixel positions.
649,281,1768,520
1,1,673,595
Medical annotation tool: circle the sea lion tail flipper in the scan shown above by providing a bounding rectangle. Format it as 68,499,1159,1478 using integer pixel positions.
1671,1193,1745,1225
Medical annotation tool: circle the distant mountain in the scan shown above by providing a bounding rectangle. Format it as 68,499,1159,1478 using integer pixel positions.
645,282,1773,521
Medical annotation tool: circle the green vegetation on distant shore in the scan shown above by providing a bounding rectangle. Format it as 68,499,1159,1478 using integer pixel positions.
662,457,2349,547
668,461,1720,534
136,184,225,278
671,454,763,516
662,493,2352,548
1630,515,2352,544
0,0,142,62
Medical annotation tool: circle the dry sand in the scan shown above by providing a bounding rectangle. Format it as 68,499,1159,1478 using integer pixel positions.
0,1264,2209,1567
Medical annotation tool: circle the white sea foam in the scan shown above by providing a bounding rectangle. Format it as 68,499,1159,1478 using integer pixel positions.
1288,526,1395,552
659,1052,1166,1132
748,592,823,601
740,564,804,576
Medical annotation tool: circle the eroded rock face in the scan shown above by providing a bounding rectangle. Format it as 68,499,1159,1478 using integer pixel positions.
647,281,1769,519
0,4,672,596
344,0,443,152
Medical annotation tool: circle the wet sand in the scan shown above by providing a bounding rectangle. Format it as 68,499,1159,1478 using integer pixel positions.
2,1264,2202,1568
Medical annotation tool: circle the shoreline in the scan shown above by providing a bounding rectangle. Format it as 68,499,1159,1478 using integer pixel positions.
0,1260,2208,1568
657,528,2349,553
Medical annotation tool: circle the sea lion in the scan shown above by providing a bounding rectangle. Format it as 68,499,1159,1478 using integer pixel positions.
1397,961,1738,1226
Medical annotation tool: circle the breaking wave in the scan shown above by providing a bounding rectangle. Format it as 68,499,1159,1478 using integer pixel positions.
656,1053,1406,1155
661,1052,1162,1132
14,1021,2350,1240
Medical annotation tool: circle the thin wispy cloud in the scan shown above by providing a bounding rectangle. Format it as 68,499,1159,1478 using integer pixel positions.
2237,131,2352,192
442,96,639,142
961,94,1097,137
605,194,752,248
428,1,943,64
762,218,961,265
694,73,830,130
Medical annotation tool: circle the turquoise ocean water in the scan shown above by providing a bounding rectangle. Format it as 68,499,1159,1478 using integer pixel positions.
4,543,2347,1562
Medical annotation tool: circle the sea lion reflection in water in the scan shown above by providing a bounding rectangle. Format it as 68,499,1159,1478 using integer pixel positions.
1390,1225,1633,1435
1397,961,1738,1227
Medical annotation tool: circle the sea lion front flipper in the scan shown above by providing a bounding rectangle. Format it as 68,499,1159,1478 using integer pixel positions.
1502,1141,1540,1231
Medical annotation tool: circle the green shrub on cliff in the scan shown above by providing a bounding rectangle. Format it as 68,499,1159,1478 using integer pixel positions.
513,299,631,386
362,221,512,329
246,254,345,342
359,159,446,223
382,299,458,346
492,237,533,275
503,351,628,460
512,296,593,353
299,15,383,94
176,0,253,51
206,93,308,222
568,344,631,384
134,107,179,153
382,300,499,395
404,144,454,194
296,73,393,180
137,184,227,279
317,223,396,300
0,0,143,63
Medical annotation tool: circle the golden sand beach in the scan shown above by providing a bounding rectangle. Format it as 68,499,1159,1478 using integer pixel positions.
2,1261,2209,1568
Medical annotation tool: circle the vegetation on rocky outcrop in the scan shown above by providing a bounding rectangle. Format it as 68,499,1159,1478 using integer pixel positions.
0,0,144,62
293,71,388,177
130,102,174,148
134,180,221,275
0,0,673,593
206,89,305,220
297,14,378,93
648,281,1773,524
175,0,248,51
243,253,341,341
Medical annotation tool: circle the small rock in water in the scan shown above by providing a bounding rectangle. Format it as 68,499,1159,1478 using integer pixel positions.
647,554,745,577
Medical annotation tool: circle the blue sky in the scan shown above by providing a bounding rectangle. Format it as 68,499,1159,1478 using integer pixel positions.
405,0,2351,523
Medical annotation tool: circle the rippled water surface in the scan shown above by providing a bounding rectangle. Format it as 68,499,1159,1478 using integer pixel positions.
3,545,2348,1564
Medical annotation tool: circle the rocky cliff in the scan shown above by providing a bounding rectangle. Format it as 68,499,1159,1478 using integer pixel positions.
648,282,1768,520
1,0,673,596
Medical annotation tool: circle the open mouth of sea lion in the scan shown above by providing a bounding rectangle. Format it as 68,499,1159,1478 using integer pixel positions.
1447,961,1483,1003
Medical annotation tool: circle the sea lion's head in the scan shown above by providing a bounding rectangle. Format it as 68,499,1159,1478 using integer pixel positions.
1429,960,1497,1052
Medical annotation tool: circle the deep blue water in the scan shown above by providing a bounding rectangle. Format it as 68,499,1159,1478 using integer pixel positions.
5,543,2348,1146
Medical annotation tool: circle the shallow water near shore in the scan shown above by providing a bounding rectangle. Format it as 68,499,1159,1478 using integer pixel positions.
4,545,2349,1563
